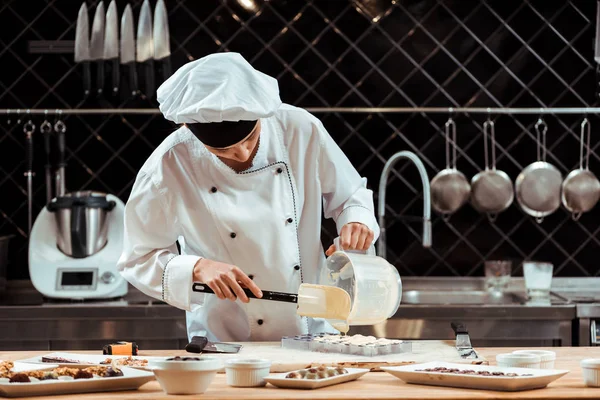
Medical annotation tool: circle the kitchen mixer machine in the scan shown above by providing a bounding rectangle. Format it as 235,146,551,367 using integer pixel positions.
28,118,128,300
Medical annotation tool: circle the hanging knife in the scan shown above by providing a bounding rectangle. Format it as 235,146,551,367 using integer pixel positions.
120,4,138,97
90,1,106,96
74,2,91,98
137,0,155,98
103,0,119,96
594,0,600,100
153,0,171,84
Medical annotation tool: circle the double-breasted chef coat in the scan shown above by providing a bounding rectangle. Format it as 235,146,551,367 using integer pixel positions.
117,104,380,342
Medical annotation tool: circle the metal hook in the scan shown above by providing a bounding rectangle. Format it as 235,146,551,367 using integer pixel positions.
445,115,457,170
534,116,548,162
6,109,10,125
580,118,591,170
23,120,35,135
16,109,21,125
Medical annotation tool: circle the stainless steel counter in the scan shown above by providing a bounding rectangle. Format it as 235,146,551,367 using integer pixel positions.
0,277,595,350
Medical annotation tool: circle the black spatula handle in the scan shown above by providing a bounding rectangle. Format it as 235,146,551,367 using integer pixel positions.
451,321,468,334
192,283,298,303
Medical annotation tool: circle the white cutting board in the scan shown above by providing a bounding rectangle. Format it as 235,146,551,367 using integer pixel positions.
205,340,487,372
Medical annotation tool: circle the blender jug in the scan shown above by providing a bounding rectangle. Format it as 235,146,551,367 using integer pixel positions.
317,237,402,327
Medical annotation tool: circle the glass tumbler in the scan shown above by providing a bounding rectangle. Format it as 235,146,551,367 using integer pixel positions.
484,260,512,292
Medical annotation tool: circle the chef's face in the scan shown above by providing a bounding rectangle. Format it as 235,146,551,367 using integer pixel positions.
204,121,261,163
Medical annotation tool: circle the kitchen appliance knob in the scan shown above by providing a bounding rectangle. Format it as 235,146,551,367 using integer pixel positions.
101,272,115,284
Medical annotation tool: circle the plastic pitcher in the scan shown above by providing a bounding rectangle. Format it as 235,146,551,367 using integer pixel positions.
316,237,402,327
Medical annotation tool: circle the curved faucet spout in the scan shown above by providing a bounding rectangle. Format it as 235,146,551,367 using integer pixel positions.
377,151,432,258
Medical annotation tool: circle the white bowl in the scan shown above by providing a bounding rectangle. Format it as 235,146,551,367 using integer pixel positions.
581,359,600,387
149,356,222,395
496,353,541,369
512,350,556,369
224,358,272,387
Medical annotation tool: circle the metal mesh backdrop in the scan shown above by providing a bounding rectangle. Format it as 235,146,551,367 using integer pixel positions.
1,0,599,279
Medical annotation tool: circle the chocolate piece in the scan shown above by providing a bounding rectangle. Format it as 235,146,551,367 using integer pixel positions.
42,356,80,364
9,373,30,383
285,371,302,379
74,370,93,379
166,356,202,361
415,367,533,377
39,372,58,381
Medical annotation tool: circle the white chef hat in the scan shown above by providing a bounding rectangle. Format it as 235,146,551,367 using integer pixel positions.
157,52,282,125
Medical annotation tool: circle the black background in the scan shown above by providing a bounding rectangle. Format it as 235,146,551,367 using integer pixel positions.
1,0,599,280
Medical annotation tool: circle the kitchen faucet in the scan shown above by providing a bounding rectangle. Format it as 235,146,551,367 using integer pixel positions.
377,151,432,258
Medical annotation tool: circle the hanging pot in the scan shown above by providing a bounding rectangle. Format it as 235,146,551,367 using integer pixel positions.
430,117,471,216
470,118,514,221
561,118,600,220
514,118,563,223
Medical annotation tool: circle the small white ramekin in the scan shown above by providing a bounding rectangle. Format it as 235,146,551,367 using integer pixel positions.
496,353,541,369
581,359,600,387
512,350,556,369
224,359,272,387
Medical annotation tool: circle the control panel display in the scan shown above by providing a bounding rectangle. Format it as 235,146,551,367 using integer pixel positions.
57,269,97,291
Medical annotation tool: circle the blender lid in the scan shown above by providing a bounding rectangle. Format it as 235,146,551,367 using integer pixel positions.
47,191,116,211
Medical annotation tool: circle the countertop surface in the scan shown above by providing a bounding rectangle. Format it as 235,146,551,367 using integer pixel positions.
1,346,600,399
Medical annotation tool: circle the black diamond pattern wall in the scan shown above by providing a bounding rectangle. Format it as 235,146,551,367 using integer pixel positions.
0,0,599,279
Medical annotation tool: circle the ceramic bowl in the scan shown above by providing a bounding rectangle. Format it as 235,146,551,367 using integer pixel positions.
512,350,556,369
149,356,222,395
496,353,541,369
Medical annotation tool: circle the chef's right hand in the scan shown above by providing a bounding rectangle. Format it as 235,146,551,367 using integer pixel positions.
193,258,263,303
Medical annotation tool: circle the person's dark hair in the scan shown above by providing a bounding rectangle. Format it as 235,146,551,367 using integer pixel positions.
186,120,257,149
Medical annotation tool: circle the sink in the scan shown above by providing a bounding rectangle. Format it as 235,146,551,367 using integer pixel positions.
401,290,525,305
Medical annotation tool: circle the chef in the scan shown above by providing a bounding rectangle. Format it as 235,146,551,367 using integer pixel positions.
117,52,380,342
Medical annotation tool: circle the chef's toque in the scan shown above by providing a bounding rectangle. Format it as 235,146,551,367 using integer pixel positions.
157,52,282,148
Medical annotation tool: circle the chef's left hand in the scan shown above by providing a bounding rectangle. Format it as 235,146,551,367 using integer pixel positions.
325,222,374,256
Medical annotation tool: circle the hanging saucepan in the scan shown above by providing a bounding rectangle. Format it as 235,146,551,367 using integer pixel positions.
515,118,563,223
430,117,471,216
561,118,600,220
470,118,514,221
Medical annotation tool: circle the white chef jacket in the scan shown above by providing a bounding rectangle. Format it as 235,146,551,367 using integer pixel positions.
117,104,380,342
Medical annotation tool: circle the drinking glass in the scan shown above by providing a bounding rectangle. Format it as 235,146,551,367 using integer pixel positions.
523,262,553,298
484,261,512,292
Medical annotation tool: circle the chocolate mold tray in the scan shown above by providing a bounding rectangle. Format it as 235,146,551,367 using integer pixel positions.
281,334,412,357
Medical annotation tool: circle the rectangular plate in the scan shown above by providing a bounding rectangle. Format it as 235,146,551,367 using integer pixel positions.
1,362,57,373
17,353,164,371
381,361,569,392
264,368,369,390
0,367,154,398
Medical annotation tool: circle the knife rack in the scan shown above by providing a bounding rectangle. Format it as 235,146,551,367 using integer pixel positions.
28,41,75,54
4,107,600,115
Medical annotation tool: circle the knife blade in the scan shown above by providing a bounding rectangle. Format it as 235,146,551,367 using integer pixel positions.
90,1,106,96
595,0,600,99
450,321,478,359
137,0,155,98
74,2,91,97
103,0,119,96
120,4,138,97
153,0,171,84
185,336,242,354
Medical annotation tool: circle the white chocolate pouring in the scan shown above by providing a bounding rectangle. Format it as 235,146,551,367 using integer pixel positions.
296,284,351,333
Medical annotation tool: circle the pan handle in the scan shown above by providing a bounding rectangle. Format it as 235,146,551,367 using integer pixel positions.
534,118,548,162
580,118,591,171
451,321,468,335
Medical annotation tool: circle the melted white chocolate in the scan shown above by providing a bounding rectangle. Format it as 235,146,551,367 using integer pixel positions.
296,284,351,333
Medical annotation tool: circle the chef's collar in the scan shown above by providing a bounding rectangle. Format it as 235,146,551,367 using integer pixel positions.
186,120,257,149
